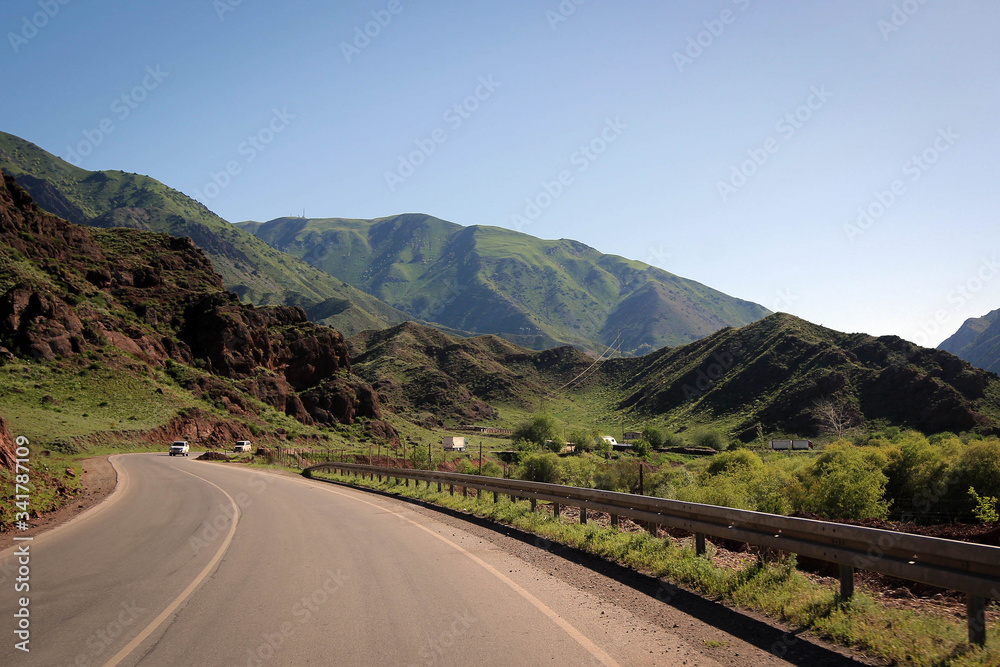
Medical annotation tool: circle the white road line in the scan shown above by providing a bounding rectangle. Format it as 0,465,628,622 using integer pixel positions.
104,464,241,667
294,474,622,667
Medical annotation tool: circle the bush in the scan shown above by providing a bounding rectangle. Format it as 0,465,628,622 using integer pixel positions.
705,449,764,476
663,433,685,448
517,452,561,484
560,456,598,488
594,458,641,493
643,427,664,449
806,442,890,520
692,428,728,451
631,439,650,457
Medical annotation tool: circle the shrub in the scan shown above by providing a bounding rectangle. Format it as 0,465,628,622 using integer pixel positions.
692,428,728,451
643,427,664,449
517,452,561,484
593,458,641,493
806,442,890,520
560,456,598,488
969,487,999,523
705,449,764,476
663,433,685,448
631,439,650,457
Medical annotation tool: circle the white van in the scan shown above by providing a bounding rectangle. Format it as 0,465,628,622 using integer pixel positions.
234,440,252,453
169,441,190,457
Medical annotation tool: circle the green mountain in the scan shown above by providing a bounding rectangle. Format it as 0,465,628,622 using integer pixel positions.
238,215,771,356
605,313,1000,440
0,131,408,336
347,321,597,426
939,309,1000,374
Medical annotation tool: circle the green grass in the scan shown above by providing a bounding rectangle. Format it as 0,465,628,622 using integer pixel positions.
314,470,1000,667
0,361,191,441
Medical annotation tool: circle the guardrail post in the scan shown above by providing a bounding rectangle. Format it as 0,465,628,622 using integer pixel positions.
493,491,498,503
553,502,560,518
695,532,706,556
968,594,986,646
839,565,854,600
647,522,658,536
405,477,409,487
462,486,467,498
530,498,537,511
437,482,442,493
580,508,587,525
610,514,618,528
449,484,454,496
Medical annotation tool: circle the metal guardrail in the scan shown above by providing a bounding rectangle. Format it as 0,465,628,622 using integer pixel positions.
304,462,999,646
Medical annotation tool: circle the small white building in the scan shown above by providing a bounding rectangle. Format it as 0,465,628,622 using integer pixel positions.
443,436,466,452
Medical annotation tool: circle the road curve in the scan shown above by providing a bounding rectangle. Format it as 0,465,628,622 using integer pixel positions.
1,454,815,666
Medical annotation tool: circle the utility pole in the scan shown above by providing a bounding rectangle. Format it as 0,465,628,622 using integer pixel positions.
428,441,432,469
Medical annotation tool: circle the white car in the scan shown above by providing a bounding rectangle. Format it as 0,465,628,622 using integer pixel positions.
233,440,252,453
169,441,190,457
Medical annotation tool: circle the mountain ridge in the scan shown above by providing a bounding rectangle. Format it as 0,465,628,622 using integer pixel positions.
0,131,409,336
939,309,1000,374
238,214,772,356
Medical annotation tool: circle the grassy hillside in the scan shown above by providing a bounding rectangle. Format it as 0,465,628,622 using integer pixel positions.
239,214,771,356
0,131,408,335
939,309,1000,374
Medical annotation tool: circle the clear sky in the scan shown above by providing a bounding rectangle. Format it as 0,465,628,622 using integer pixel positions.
2,1,998,347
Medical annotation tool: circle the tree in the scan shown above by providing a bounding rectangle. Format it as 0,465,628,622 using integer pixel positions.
812,397,860,438
643,426,664,449
512,414,562,449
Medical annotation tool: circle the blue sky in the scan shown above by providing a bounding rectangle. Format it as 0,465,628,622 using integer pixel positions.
2,0,998,347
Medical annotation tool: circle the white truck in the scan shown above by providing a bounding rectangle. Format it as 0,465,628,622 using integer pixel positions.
233,440,252,453
169,440,190,457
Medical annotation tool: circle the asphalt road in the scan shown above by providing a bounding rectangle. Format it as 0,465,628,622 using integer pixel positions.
0,454,820,666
